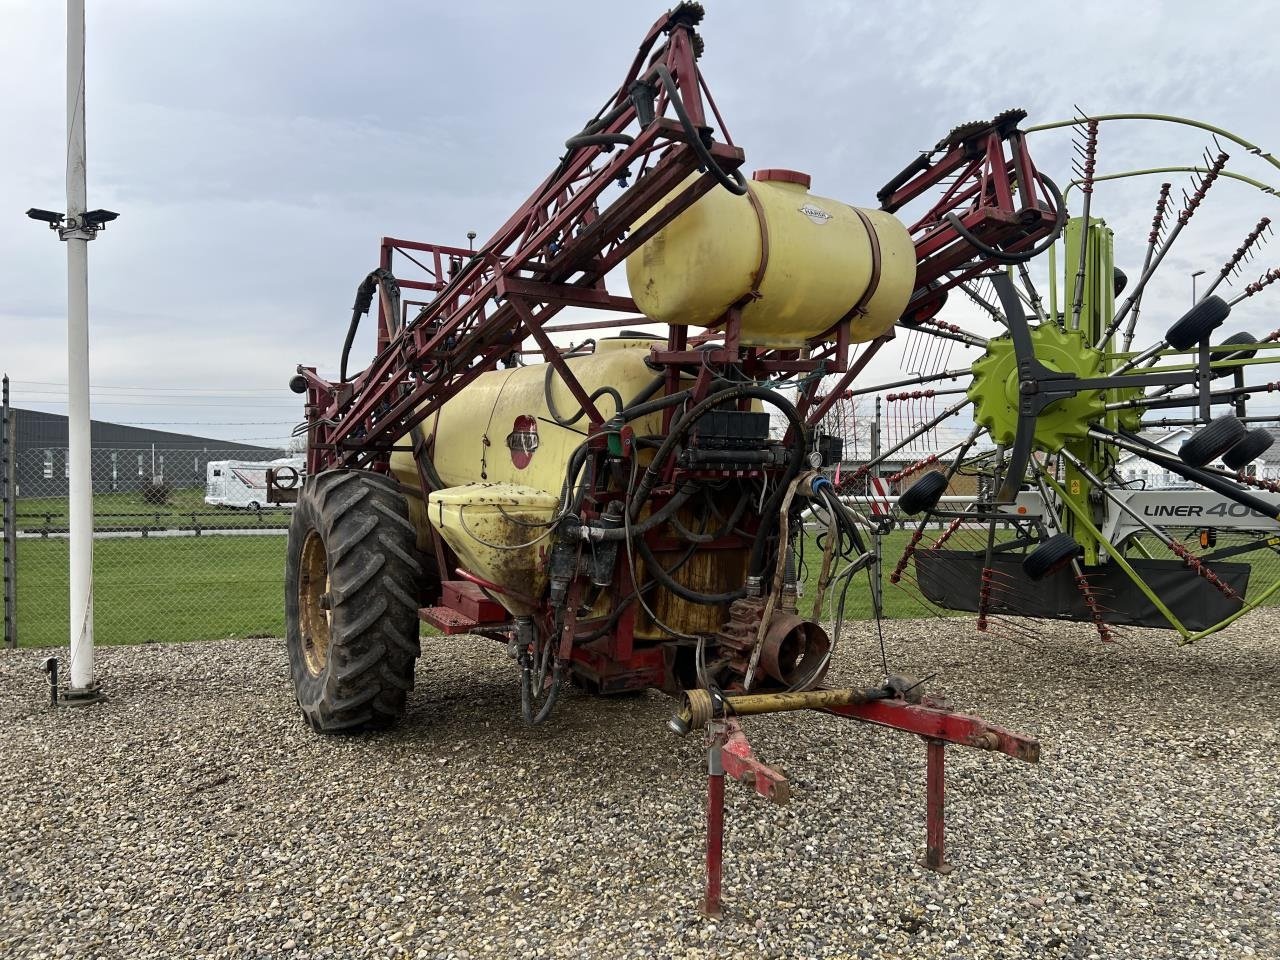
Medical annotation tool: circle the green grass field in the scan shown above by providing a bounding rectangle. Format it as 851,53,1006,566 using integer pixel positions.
6,519,1275,649
4,527,935,649
7,535,287,648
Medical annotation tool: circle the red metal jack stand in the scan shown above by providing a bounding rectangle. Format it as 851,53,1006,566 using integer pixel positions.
704,721,726,918
690,697,1038,913
924,738,952,874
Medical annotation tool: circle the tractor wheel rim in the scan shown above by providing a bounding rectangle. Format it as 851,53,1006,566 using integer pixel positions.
299,529,332,676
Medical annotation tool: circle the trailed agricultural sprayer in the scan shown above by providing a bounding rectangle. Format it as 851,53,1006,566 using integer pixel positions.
269,2,1113,911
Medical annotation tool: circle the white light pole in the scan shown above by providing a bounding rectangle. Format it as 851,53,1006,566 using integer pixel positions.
64,0,97,700
1191,269,1206,305
27,0,117,702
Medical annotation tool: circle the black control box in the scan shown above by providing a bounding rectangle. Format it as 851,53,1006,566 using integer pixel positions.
691,410,772,450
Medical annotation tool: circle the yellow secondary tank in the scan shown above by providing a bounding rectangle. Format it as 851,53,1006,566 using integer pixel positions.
626,169,916,347
388,339,755,631
390,337,665,494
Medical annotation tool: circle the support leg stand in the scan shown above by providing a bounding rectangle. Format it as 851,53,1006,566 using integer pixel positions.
924,738,952,874
704,722,725,918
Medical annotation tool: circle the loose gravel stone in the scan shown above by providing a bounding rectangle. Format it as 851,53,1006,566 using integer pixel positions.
1,613,1277,958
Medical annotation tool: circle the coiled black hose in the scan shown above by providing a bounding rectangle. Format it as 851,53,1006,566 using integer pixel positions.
669,490,750,543
652,65,748,196
627,385,806,573
943,172,1067,265
545,353,624,428
622,385,807,603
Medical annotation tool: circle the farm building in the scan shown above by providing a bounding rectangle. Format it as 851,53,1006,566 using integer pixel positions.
1117,426,1280,488
5,407,280,497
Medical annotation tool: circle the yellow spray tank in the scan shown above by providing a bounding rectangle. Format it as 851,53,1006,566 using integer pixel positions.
389,338,741,630
626,169,917,347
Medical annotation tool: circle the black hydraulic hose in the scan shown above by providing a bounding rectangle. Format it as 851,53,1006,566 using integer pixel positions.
520,657,563,725
627,384,808,596
943,172,1067,265
670,491,750,543
634,535,746,606
652,65,748,197
340,306,361,384
544,358,624,428
578,483,699,541
631,384,803,522
621,389,693,423
576,536,703,643
341,270,386,383
624,374,667,410
557,443,592,517
565,131,635,151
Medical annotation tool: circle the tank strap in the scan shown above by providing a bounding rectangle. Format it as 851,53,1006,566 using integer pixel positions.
839,207,883,322
732,184,770,309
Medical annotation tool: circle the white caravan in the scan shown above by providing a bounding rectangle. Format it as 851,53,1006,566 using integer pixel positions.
205,458,303,509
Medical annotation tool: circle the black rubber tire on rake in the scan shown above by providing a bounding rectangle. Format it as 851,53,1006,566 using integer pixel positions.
897,470,948,516
1179,414,1247,468
1113,266,1129,296
1166,295,1230,350
1215,331,1259,368
286,470,426,733
1022,533,1082,581
1222,427,1275,470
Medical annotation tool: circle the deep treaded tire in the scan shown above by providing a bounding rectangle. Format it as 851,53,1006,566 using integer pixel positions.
897,470,948,516
1022,533,1081,581
286,470,424,732
1179,415,1246,468
1222,428,1274,470
1215,331,1259,369
1166,295,1230,350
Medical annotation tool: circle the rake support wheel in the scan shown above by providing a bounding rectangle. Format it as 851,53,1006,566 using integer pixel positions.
286,470,425,732
1221,428,1274,470
1022,533,1082,581
897,470,949,516
1179,415,1247,468
1166,296,1230,350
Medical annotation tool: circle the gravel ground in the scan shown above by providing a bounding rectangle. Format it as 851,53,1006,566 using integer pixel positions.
1,613,1277,960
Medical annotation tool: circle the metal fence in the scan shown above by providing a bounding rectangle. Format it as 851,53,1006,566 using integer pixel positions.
2,444,296,648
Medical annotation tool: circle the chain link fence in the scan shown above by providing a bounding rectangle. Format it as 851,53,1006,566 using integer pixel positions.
3,444,299,648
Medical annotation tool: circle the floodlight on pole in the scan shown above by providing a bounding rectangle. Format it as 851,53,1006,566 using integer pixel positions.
1191,269,1206,305
23,0,111,703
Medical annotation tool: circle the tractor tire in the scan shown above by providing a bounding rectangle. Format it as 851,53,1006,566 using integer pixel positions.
1221,427,1274,470
1215,331,1258,369
285,470,425,733
897,470,948,516
1022,533,1081,581
1179,415,1247,468
1166,295,1230,350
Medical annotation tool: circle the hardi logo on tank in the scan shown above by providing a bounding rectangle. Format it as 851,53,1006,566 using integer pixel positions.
798,202,833,224
506,415,539,468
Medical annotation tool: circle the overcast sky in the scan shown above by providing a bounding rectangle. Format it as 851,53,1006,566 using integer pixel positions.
2,0,1278,448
